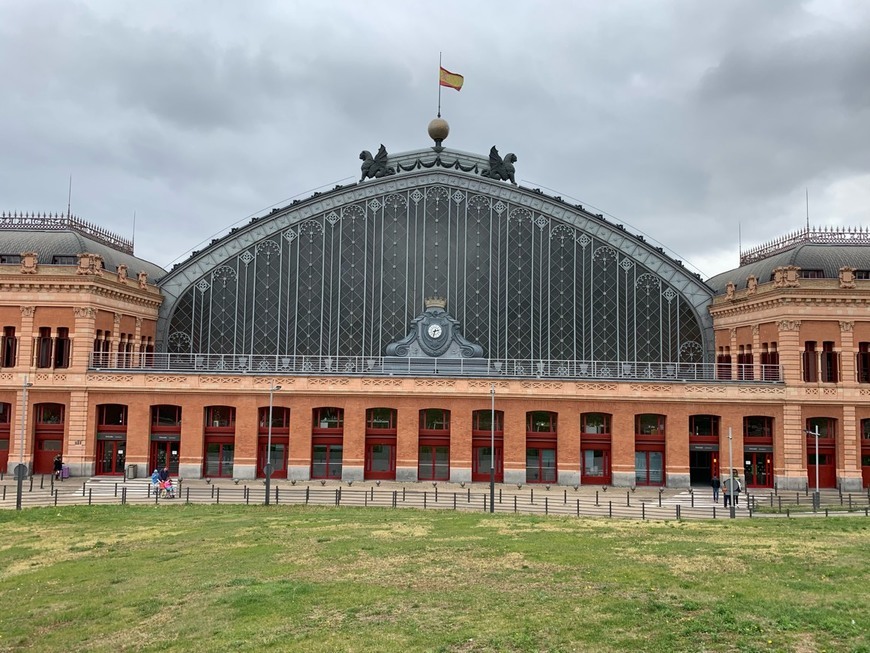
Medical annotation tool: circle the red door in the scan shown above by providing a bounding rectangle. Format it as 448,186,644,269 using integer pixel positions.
365,442,396,480
582,447,611,485
150,441,180,475
97,440,126,475
258,439,288,478
0,437,9,474
472,445,503,482
34,438,63,474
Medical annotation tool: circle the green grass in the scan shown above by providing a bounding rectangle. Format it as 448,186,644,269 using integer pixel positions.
1,506,868,653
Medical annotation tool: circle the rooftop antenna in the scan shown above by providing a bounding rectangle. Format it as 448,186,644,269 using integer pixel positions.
132,211,136,252
804,187,810,233
67,175,72,218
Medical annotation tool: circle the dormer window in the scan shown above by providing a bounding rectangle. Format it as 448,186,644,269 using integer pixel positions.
0,254,21,264
799,269,824,278
856,270,870,280
52,255,78,265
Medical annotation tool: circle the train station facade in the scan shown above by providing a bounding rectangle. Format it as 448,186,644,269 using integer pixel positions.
1,137,869,491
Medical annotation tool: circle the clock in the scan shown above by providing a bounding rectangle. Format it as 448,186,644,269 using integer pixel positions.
427,323,443,339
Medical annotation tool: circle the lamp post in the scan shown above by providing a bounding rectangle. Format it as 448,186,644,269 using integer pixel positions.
16,375,34,511
264,383,281,506
727,426,735,519
489,383,495,513
806,425,821,510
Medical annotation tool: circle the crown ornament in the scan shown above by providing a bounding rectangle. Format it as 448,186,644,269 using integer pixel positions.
424,297,447,309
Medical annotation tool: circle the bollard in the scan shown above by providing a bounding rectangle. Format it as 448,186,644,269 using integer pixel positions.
185,487,190,504
424,492,427,509
88,488,93,506
786,508,790,518
121,487,127,506
626,491,630,507
514,495,517,513
365,492,368,507
82,482,86,496
482,495,486,512
434,487,438,502
275,486,279,505
545,497,549,515
608,501,612,518
155,487,159,505
40,475,45,490
30,476,33,491
595,490,599,507
211,485,215,499
691,492,694,508
825,509,829,517
54,489,58,507
403,487,406,502
848,494,852,510
305,486,310,504
642,503,645,520
658,492,662,508
245,488,249,505
335,488,340,506
499,488,502,504
371,486,374,501
576,499,580,517
713,506,716,519
114,483,118,498
770,493,774,507
796,493,800,506
530,488,534,505
676,504,681,521
467,488,471,503
392,490,397,508
453,493,457,510
1,486,4,500
216,487,220,504
564,489,567,504
778,496,782,512
338,486,342,505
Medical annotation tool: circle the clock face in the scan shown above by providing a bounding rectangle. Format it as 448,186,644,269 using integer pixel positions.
427,323,443,339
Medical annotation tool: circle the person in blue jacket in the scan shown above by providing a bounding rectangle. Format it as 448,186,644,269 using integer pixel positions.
151,468,160,494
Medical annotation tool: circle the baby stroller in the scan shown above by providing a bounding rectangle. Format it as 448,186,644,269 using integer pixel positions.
159,479,176,499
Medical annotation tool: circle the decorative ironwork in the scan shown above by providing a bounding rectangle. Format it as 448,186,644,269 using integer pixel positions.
740,225,870,265
0,211,134,254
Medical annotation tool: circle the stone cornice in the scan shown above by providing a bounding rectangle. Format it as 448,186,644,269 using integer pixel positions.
710,288,870,319
0,277,162,310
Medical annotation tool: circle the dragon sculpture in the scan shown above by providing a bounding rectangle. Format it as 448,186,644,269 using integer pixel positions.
480,146,517,185
359,144,396,181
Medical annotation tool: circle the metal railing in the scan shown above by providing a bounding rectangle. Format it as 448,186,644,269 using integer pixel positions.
4,477,866,520
89,352,783,383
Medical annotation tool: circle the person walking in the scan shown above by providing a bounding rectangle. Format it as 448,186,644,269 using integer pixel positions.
53,455,63,481
723,473,739,508
711,474,721,504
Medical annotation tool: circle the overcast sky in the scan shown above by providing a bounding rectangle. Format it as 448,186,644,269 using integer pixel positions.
2,0,869,280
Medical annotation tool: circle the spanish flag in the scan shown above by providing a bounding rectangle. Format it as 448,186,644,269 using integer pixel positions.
439,66,464,91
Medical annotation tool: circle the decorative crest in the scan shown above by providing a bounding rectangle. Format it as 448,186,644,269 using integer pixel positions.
425,296,447,309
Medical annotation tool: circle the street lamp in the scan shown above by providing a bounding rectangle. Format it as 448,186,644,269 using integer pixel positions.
489,383,495,513
727,426,735,518
16,375,34,511
264,383,282,506
805,424,821,510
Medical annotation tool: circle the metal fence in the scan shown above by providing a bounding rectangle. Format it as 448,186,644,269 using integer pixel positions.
3,477,868,521
89,352,783,383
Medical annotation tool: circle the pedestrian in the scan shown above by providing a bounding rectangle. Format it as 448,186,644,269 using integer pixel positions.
711,474,721,503
159,466,169,483
53,455,63,481
151,468,160,494
733,469,742,507
723,473,739,508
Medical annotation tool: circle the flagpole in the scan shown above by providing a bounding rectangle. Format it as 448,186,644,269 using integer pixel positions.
437,52,442,117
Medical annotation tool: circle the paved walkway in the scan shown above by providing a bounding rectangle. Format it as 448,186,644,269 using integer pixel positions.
4,473,869,520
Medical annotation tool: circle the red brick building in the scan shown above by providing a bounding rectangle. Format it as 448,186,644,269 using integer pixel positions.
2,141,869,491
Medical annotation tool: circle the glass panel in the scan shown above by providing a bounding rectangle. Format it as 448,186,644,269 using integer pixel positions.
222,444,234,477
115,445,125,473
584,449,604,476
649,451,664,484
0,439,9,451
100,443,113,474
327,445,343,479
635,452,647,483
477,447,493,474
39,440,63,451
312,444,327,478
205,443,221,476
526,448,541,482
541,448,557,482
861,454,870,466
269,444,285,472
369,444,393,471
434,445,449,480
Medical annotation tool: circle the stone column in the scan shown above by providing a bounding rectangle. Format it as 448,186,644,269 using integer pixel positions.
71,307,96,370
66,389,92,477
502,403,526,486
19,306,35,370
111,313,122,368
232,394,258,480
840,321,855,384
611,410,635,487
450,403,473,484
777,320,802,384
729,328,738,379
287,397,312,482
752,324,761,380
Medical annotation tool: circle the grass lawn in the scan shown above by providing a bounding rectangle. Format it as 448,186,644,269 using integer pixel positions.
0,506,868,653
